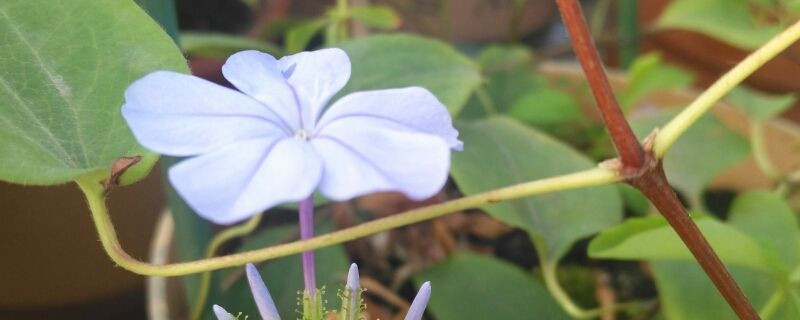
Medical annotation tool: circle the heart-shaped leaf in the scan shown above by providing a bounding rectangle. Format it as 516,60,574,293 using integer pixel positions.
652,261,790,320
349,5,400,30
726,87,797,121
450,116,622,262
0,0,188,185
460,45,542,119
414,253,571,320
588,214,783,276
728,191,800,270
620,53,693,111
337,34,482,115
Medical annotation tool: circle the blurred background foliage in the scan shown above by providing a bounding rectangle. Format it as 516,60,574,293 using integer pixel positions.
2,0,800,319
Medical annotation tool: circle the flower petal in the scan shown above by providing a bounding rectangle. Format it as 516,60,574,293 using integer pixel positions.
278,48,351,125
312,118,450,201
212,305,236,320
168,137,322,224
346,263,360,291
221,50,303,130
246,263,281,320
404,282,431,320
345,263,361,320
122,71,289,156
316,87,463,150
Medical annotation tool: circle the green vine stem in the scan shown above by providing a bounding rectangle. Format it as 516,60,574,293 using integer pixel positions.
76,167,620,276
540,259,606,319
325,0,349,46
758,289,786,320
654,19,800,158
536,242,652,319
190,213,263,320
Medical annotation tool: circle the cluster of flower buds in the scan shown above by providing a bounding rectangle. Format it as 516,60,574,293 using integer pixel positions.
212,263,431,320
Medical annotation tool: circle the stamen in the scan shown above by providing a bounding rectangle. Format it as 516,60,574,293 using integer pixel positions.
295,129,310,140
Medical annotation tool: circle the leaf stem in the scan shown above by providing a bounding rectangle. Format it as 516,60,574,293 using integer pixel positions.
654,19,800,158
475,86,498,115
539,254,650,318
555,0,644,168
540,260,598,318
190,213,263,320
758,289,785,320
76,167,619,276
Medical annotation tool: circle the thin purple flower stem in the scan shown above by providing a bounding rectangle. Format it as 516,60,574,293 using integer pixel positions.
298,195,316,297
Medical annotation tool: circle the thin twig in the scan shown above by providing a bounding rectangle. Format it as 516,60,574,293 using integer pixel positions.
555,0,644,169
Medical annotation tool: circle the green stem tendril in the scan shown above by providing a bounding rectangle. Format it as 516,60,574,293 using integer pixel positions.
537,246,648,318
191,213,263,320
475,86,499,116
758,289,786,320
654,19,800,157
76,167,619,276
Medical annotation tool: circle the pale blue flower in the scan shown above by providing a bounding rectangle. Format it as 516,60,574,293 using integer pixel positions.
122,48,462,224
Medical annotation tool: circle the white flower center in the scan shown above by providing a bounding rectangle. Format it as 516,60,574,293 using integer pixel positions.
295,129,311,140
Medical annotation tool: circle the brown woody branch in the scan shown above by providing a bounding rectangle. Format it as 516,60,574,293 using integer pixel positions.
554,0,759,319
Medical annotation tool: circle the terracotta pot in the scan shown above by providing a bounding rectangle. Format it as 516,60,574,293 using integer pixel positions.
638,0,800,121
0,170,165,319
380,0,557,42
281,0,557,42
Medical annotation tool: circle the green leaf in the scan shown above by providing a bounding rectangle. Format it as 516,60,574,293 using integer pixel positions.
286,18,328,53
475,44,534,71
656,0,782,49
727,87,797,121
617,184,651,215
791,290,800,316
791,0,800,13
652,261,791,320
337,34,482,115
728,191,800,269
180,32,282,59
450,116,622,261
0,0,188,185
630,109,749,206
348,5,400,30
462,45,542,117
588,215,782,276
507,87,584,132
219,222,349,318
413,253,571,320
620,53,693,111
134,0,179,40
